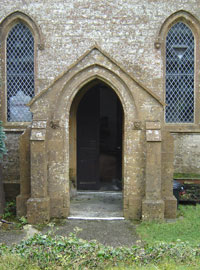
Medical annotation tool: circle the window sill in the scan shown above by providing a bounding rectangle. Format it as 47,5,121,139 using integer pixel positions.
165,123,200,133
3,121,31,131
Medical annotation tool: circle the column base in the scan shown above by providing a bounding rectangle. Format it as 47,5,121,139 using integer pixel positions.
124,196,142,220
164,196,177,219
142,199,164,221
27,197,50,224
50,196,69,218
16,194,30,217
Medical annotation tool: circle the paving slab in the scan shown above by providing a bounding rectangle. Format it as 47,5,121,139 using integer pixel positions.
0,228,25,246
70,191,123,218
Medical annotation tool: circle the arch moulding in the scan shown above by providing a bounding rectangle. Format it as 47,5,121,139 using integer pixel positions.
0,10,44,49
52,64,138,124
155,10,200,49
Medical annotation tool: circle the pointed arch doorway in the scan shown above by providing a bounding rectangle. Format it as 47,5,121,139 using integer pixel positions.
69,79,124,218
76,80,123,191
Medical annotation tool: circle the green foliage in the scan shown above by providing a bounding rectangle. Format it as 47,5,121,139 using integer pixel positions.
2,200,16,219
0,121,7,159
137,205,200,245
0,226,200,270
18,216,28,226
2,200,28,228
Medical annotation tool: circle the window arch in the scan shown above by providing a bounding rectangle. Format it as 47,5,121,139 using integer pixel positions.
0,11,44,127
7,23,34,122
165,22,194,123
155,10,200,127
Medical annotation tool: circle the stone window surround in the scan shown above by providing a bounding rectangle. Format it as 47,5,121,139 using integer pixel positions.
155,10,200,132
0,11,44,129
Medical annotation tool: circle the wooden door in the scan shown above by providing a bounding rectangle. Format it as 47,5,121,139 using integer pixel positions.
77,88,100,190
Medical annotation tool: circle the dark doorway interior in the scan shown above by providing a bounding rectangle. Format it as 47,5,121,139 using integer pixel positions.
77,82,123,191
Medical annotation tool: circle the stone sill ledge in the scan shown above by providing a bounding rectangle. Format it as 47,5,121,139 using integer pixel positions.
4,128,25,132
3,180,20,184
170,130,200,133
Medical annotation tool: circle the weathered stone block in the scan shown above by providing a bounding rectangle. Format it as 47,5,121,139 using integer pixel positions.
50,197,69,218
32,120,47,129
146,121,161,130
142,199,165,221
27,197,50,224
126,196,142,220
146,130,161,141
30,129,46,141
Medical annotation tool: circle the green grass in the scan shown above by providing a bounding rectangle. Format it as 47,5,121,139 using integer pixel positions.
137,205,200,245
0,254,40,270
174,172,200,179
1,255,200,270
109,259,200,270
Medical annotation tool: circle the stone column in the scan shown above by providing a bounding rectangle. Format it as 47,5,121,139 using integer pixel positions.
16,127,31,217
142,121,164,220
27,120,50,224
124,120,144,220
162,131,177,218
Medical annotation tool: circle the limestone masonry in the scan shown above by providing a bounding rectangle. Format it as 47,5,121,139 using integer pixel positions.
0,0,200,223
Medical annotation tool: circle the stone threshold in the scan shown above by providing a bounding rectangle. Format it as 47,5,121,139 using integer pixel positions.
68,217,124,220
77,191,122,194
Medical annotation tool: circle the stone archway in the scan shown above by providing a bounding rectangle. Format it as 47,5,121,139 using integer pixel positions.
18,46,175,224
26,64,142,223
45,61,140,221
52,67,139,220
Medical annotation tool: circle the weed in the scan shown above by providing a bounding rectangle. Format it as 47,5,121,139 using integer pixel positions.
18,216,28,225
2,200,16,220
1,201,28,229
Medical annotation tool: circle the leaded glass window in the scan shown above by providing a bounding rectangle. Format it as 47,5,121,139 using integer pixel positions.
6,23,34,122
165,22,194,123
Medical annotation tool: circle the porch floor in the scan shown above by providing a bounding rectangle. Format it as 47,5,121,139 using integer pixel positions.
69,191,123,219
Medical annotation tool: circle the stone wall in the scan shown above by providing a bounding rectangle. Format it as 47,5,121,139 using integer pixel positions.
2,131,22,199
0,0,200,193
2,132,21,182
174,134,200,174
0,0,199,96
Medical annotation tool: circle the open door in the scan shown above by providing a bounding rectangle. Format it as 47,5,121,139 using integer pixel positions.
77,82,123,191
77,87,100,190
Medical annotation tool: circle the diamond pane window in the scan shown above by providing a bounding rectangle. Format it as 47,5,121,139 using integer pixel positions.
6,23,34,122
165,22,194,123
